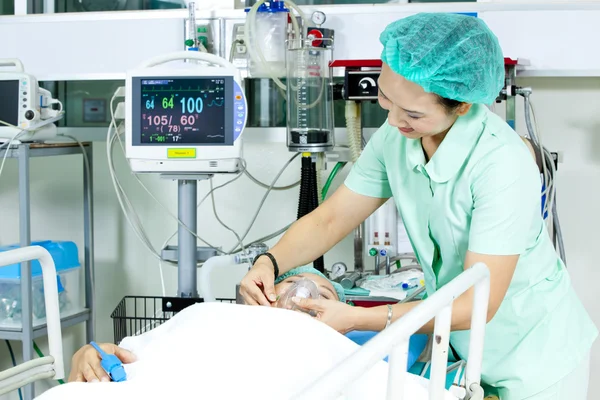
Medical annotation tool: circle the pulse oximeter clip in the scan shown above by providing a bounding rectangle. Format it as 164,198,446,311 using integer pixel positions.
89,341,127,382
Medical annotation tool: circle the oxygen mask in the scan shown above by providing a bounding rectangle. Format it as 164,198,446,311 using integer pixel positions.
276,278,319,313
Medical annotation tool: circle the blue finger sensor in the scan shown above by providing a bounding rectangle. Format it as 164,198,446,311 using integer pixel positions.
89,341,127,382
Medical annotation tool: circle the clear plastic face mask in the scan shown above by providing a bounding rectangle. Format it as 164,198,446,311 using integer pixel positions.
276,278,319,313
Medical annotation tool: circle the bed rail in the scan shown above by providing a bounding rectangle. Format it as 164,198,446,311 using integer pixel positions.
292,262,490,400
0,246,65,396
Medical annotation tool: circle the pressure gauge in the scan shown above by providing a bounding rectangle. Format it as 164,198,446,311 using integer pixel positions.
330,262,347,280
311,11,327,26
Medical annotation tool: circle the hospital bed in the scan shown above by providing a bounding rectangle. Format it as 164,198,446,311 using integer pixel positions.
0,246,490,400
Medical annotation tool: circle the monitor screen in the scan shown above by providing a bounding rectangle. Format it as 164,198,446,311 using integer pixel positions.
132,76,234,146
0,80,20,127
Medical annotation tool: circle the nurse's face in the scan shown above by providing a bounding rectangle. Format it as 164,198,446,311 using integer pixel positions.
377,63,470,140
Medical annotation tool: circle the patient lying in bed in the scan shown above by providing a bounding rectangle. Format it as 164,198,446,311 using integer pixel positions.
36,268,455,400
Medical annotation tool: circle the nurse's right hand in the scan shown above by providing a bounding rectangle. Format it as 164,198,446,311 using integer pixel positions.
239,260,277,306
68,343,136,383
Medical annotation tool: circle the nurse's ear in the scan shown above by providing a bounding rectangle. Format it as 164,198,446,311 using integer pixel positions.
455,103,472,116
436,95,471,116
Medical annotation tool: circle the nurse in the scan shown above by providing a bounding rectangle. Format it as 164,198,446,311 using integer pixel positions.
239,12,597,400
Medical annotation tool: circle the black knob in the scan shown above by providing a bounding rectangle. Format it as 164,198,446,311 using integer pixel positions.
25,110,34,120
332,83,344,101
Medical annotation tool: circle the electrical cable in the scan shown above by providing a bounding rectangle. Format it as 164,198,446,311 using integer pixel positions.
244,168,299,190
5,341,23,400
106,93,163,261
32,341,64,385
210,178,246,255
56,133,97,338
229,155,346,255
159,157,251,278
0,129,27,182
227,152,300,254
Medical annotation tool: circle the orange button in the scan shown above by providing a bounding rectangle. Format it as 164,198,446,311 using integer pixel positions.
235,95,242,100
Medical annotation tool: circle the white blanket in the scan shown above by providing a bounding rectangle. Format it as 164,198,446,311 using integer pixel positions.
37,302,455,400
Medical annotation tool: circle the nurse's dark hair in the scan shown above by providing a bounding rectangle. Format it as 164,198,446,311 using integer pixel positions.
436,95,464,114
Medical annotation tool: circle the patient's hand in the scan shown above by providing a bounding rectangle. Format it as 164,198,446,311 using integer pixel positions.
68,343,137,383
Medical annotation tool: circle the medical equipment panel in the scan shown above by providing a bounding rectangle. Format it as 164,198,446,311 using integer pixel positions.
126,62,247,174
0,241,83,330
0,59,63,142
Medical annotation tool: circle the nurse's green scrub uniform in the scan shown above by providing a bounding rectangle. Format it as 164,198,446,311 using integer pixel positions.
345,104,598,399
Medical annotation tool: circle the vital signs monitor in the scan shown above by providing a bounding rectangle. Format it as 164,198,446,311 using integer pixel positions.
125,52,247,174
0,59,63,142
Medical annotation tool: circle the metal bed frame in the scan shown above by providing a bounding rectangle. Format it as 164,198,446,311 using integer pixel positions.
0,246,65,396
292,263,491,400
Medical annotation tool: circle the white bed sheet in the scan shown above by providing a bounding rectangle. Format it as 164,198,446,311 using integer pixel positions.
36,302,456,400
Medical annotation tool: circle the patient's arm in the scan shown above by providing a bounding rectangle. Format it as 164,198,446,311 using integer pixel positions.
68,343,137,383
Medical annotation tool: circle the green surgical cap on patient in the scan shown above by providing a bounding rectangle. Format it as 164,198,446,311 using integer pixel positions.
380,13,505,105
275,266,346,303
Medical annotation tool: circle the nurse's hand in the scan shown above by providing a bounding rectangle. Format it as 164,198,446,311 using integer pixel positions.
292,297,357,334
68,343,136,383
239,260,277,306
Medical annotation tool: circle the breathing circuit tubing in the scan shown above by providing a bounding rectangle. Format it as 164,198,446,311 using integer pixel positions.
522,92,566,264
298,154,325,272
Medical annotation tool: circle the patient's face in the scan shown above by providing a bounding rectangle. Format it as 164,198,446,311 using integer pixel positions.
274,273,339,302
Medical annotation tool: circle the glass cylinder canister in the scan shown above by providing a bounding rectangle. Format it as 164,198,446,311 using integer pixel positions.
285,37,335,153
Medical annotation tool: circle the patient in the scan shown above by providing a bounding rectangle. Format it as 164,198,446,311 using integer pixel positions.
36,267,454,400
68,266,346,383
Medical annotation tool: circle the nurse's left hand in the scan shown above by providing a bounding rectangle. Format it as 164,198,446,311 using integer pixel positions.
292,297,357,334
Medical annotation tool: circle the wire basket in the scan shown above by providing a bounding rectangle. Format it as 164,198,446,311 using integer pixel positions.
110,296,236,344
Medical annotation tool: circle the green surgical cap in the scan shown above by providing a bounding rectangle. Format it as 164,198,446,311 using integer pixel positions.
380,13,505,105
275,266,346,303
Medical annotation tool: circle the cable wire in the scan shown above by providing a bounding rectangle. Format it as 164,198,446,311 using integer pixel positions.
244,168,300,191
227,153,300,254
56,134,97,336
210,178,246,255
0,129,27,182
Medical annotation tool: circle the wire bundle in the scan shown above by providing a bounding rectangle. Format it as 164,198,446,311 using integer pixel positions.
522,93,566,264
297,155,324,272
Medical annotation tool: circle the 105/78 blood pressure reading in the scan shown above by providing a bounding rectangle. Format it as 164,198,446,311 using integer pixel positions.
144,97,203,139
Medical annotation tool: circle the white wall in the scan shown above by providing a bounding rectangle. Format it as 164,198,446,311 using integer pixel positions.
0,77,598,399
